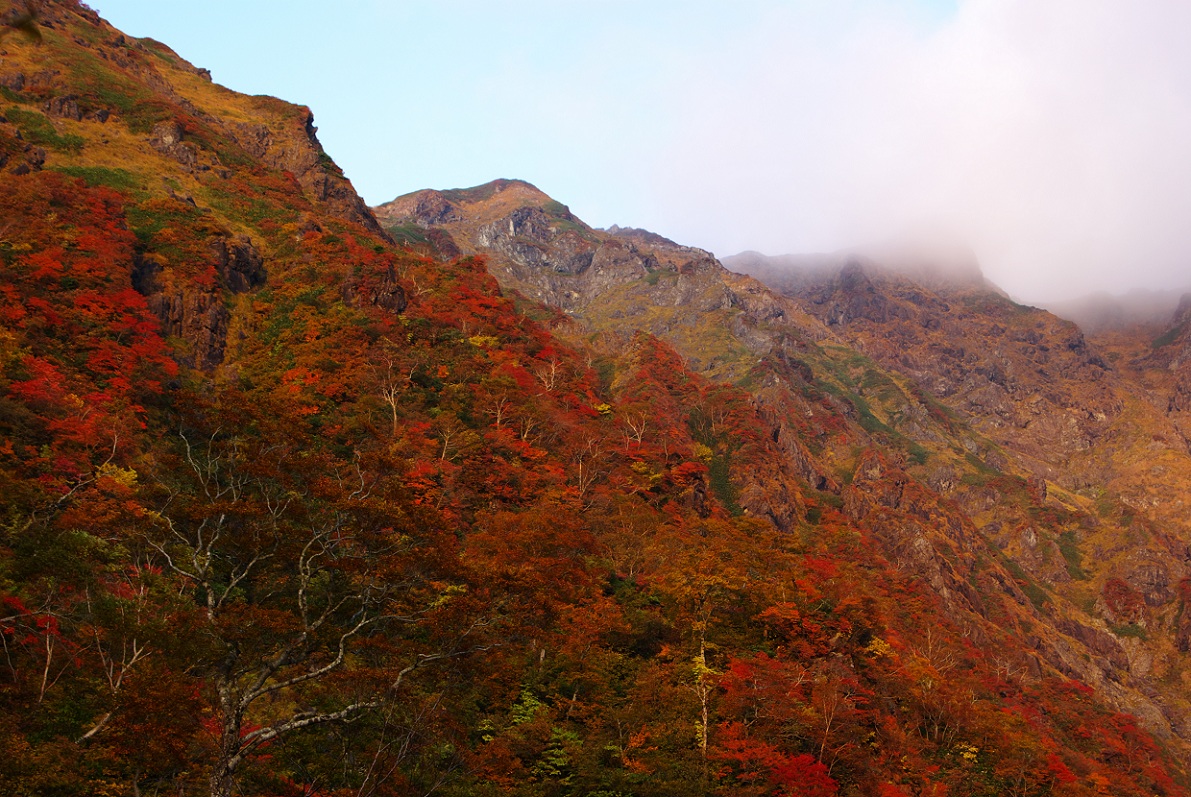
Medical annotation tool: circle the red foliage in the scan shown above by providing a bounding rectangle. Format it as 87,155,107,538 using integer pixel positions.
713,722,837,797
1103,578,1145,623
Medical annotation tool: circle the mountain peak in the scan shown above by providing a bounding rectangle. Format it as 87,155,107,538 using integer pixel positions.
441,177,548,203
375,178,556,227
603,224,682,249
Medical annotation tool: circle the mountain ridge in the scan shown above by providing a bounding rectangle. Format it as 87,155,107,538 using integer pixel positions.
379,177,1191,767
2,3,1191,795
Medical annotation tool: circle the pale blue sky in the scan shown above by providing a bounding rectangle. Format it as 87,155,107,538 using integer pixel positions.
94,1,1191,301
94,2,953,210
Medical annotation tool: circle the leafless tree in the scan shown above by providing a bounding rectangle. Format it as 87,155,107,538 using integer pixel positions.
142,426,486,797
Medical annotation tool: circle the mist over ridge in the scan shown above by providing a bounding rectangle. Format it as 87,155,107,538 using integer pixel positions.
637,0,1191,307
94,0,1191,308
722,239,1191,335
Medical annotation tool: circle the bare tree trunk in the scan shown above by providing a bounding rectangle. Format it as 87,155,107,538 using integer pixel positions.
209,672,242,797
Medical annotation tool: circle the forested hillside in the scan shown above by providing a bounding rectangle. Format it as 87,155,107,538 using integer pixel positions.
1,2,1188,796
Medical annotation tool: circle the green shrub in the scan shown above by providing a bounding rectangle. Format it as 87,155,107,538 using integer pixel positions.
5,107,83,152
1002,556,1048,611
1111,623,1147,640
1152,323,1184,349
53,165,142,193
907,443,929,466
708,451,742,516
386,223,429,246
1057,531,1088,580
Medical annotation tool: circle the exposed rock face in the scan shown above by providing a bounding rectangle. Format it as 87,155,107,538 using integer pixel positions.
212,235,267,294
811,259,908,326
1010,525,1074,586
43,93,82,121
760,407,836,493
736,454,804,532
1056,618,1129,672
844,450,986,616
374,180,831,384
842,449,1184,741
477,206,598,281
231,112,390,241
1169,374,1191,414
341,266,407,315
0,72,26,92
132,236,266,370
138,282,229,370
404,191,462,226
604,224,682,248
1128,557,1175,607
149,120,198,168
1,1,380,240
0,140,45,175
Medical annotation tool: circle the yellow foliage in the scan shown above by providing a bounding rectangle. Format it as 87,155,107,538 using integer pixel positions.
96,462,139,488
956,742,979,762
429,582,468,609
0,327,24,368
864,636,896,658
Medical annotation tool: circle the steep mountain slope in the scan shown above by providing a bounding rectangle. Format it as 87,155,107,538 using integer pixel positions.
381,179,1191,774
729,251,1191,742
726,252,1120,472
376,180,831,384
2,3,1190,796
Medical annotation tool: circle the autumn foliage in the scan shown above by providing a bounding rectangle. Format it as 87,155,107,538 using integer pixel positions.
0,2,1189,797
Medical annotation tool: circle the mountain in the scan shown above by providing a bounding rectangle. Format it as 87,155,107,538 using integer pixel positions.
728,250,1191,737
2,2,1191,796
376,181,832,385
380,179,1191,788
1046,290,1188,335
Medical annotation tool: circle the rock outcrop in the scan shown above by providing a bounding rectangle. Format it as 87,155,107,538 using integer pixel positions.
232,111,391,240
132,235,265,369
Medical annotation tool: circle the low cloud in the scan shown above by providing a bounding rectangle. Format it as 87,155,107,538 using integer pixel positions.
626,1,1191,303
